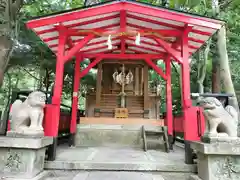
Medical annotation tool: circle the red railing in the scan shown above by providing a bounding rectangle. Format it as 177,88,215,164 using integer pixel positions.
172,106,205,141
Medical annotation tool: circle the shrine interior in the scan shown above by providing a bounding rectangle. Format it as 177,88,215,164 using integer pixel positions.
85,60,162,119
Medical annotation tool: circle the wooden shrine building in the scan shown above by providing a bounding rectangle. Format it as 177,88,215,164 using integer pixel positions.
26,0,224,162
86,61,161,119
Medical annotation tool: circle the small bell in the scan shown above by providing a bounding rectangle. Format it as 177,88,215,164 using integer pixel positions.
135,32,141,46
107,35,112,49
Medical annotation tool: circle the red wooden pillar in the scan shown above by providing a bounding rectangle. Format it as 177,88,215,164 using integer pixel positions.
181,26,194,164
69,54,81,146
165,55,173,148
46,31,67,161
51,37,66,136
45,33,66,137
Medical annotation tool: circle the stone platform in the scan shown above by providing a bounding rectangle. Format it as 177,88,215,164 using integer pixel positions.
45,170,194,180
75,124,166,149
45,145,196,173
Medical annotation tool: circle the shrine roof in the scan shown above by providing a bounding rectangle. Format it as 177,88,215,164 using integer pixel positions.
26,0,225,57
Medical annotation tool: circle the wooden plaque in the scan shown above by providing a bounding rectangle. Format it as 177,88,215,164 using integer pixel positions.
114,108,129,118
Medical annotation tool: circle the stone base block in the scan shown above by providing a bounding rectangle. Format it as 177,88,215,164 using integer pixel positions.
189,174,202,180
7,130,44,138
1,171,53,180
76,124,167,150
76,129,143,148
191,139,240,180
0,136,53,179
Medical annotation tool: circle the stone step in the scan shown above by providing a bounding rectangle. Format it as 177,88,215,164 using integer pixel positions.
45,171,193,180
142,126,169,153
44,146,196,173
45,161,196,173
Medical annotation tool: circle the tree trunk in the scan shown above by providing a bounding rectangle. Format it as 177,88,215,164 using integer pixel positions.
0,36,13,87
197,40,211,94
0,0,23,87
211,0,221,93
217,26,240,135
0,71,12,135
212,58,221,92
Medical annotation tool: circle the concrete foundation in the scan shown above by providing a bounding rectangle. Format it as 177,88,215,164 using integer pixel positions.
76,124,143,148
76,124,165,149
0,136,53,179
191,137,240,180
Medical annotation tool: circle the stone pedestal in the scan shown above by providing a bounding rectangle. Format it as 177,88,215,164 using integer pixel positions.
0,136,53,179
190,137,240,180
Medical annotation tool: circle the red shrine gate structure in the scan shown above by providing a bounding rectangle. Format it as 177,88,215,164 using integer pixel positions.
26,0,224,162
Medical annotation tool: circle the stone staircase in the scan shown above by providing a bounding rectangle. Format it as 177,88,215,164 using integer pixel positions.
75,124,170,152
142,126,170,152
45,124,196,180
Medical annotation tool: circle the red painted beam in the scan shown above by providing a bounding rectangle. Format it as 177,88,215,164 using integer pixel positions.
49,36,118,49
127,13,212,37
64,33,95,62
37,13,120,35
120,10,127,54
172,25,193,50
188,37,204,44
125,41,163,54
126,37,162,49
27,2,222,31
127,13,182,31
55,24,75,49
127,32,198,54
145,58,167,80
42,23,119,43
124,2,222,29
27,2,123,28
84,49,116,55
67,24,120,36
127,47,150,54
80,41,120,53
127,23,182,37
80,57,102,78
154,37,182,64
83,53,165,59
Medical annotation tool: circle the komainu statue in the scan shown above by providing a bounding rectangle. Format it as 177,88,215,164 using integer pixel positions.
198,97,238,137
9,91,46,136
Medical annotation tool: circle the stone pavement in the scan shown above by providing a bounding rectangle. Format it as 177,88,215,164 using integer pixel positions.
45,145,196,172
45,170,193,180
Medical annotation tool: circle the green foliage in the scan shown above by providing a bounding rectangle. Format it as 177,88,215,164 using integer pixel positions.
1,0,240,112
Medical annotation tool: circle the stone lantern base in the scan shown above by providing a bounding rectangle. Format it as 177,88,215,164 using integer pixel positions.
0,136,53,179
190,137,240,180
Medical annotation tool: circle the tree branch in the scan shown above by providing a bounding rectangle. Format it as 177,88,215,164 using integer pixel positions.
20,66,40,81
219,0,233,11
10,0,23,21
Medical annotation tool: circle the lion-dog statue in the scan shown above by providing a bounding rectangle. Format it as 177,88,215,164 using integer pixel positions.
198,97,238,137
9,91,46,135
